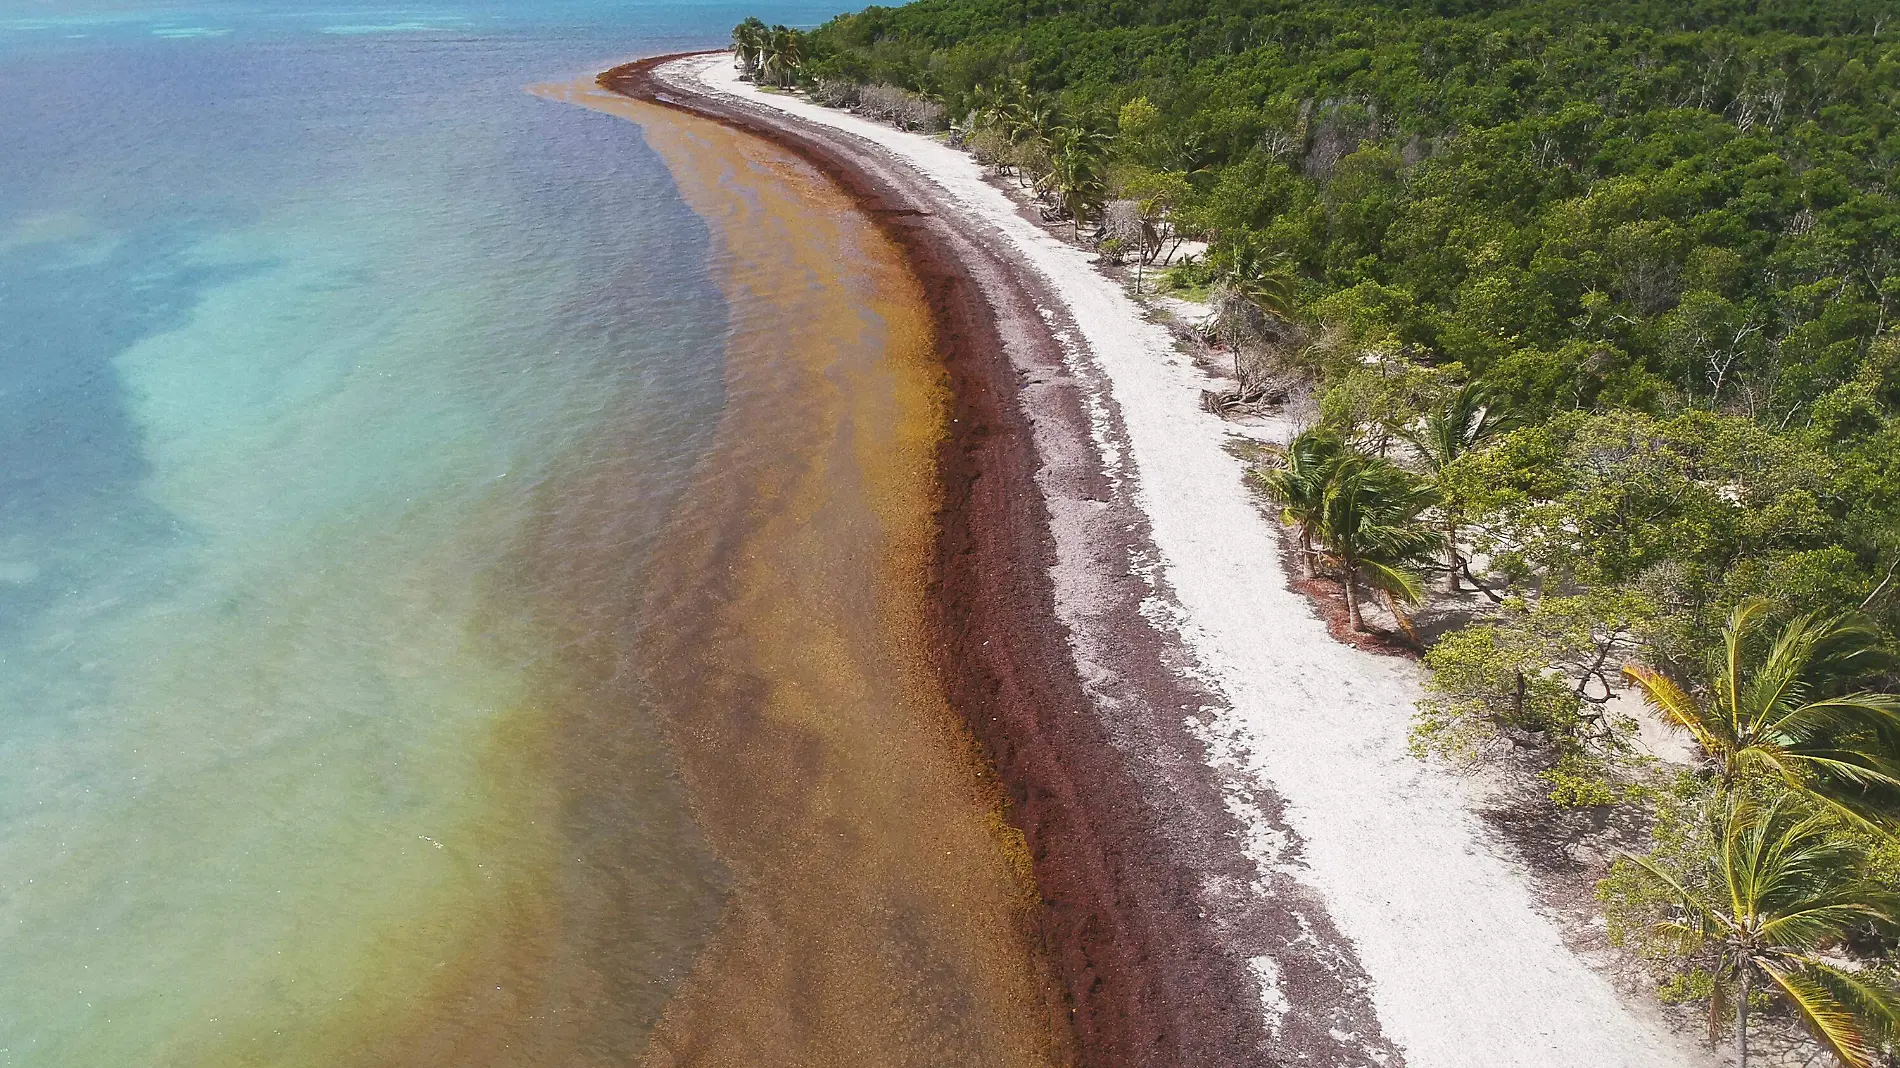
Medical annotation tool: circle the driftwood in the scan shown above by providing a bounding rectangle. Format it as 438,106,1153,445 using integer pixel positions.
1200,377,1291,417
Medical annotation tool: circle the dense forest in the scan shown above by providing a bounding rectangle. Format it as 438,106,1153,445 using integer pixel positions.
734,1,1900,1062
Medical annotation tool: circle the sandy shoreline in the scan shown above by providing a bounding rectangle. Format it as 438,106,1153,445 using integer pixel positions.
605,52,1719,1068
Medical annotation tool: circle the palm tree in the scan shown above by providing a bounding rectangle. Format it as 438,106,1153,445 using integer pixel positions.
1255,428,1345,579
1046,123,1110,237
969,83,1017,132
1624,599,1900,830
1315,452,1441,632
1400,382,1514,592
730,18,767,80
1209,242,1296,387
964,87,1029,175
995,80,1036,131
1212,242,1295,314
758,25,804,88
1014,104,1062,190
1625,791,1900,1067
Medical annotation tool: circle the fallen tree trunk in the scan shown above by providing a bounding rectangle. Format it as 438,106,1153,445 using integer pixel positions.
1200,378,1289,417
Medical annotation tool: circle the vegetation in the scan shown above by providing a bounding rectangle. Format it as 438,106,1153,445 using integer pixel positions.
1400,381,1513,592
732,0,1900,1058
1414,590,1653,776
730,17,764,79
1604,790,1900,1066
1209,241,1297,384
1253,427,1343,578
1256,428,1441,632
1315,450,1441,632
1625,599,1900,831
730,16,806,87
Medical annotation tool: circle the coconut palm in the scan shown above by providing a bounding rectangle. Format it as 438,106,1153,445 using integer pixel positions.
969,83,1019,133
1212,242,1296,319
967,91,1026,172
758,25,804,88
1400,381,1514,592
1046,123,1110,237
1209,242,1296,386
1255,428,1346,579
1315,452,1441,632
730,18,767,80
1625,790,1900,1067
1013,104,1063,189
968,91,1029,175
972,80,1033,140
1624,599,1900,830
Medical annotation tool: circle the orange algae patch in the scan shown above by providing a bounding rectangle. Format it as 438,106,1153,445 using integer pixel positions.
137,398,730,1068
536,78,1067,1067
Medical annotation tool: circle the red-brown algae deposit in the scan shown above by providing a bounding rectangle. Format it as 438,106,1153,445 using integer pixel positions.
536,75,1068,1067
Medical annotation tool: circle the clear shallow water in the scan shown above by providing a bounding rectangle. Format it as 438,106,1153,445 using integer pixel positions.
0,5,838,1062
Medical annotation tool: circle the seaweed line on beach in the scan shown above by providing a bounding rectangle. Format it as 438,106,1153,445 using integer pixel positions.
599,51,1407,1068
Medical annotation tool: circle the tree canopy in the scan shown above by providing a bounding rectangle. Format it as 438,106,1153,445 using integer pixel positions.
801,0,1900,426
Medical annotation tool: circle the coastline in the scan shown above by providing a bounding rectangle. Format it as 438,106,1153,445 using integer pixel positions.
602,51,1719,1068
533,74,1070,1064
598,53,1310,1068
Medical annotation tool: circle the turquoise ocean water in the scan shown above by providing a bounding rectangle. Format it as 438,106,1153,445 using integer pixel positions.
0,3,839,1062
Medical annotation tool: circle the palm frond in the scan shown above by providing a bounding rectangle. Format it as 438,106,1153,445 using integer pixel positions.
1774,694,1900,743
1723,598,1775,723
1758,959,1877,1068
1256,429,1345,544
1623,664,1725,756
1623,850,1726,935
1400,381,1515,474
1629,600,1900,827
1357,557,1427,606
1805,957,1900,1052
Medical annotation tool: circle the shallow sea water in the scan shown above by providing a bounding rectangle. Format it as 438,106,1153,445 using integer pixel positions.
0,4,890,1063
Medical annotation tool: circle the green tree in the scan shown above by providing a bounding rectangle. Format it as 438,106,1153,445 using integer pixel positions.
1415,591,1653,773
1116,95,1162,157
1615,791,1900,1067
1439,410,1840,634
1624,599,1900,831
1254,428,1345,579
730,17,767,80
1316,452,1440,632
1401,381,1514,592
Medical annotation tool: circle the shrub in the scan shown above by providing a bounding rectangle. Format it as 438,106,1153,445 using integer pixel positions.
856,83,945,131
